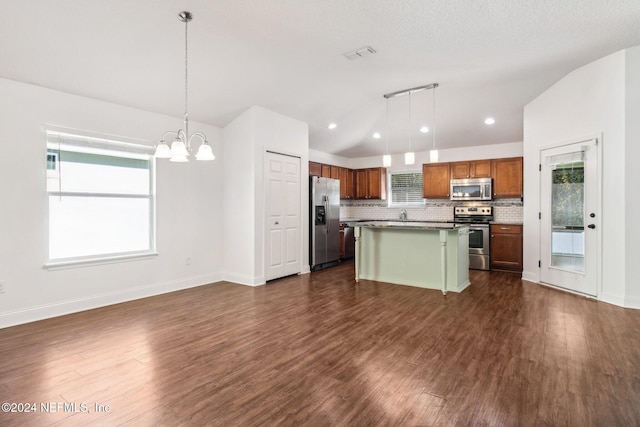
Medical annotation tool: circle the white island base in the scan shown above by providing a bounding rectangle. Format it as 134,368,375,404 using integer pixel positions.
353,222,470,294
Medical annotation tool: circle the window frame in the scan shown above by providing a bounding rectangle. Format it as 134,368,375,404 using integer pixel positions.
44,130,157,268
387,170,425,207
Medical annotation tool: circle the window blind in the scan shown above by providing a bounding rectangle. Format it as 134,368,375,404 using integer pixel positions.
390,172,424,205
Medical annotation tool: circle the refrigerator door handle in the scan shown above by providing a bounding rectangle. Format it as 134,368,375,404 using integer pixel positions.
324,197,329,234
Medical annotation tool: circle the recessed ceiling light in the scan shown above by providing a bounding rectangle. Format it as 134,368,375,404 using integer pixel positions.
484,117,495,125
373,132,381,139
420,126,429,133
328,123,337,130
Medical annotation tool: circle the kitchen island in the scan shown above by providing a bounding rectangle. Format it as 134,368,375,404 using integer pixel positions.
351,221,470,294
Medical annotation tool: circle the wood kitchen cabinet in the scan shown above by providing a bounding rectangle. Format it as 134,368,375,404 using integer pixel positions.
450,160,492,179
492,157,523,198
355,167,387,200
490,224,523,272
422,163,451,198
339,167,355,199
309,161,322,176
321,163,331,178
330,165,340,179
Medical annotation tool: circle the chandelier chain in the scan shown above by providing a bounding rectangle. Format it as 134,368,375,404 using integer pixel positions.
184,15,189,123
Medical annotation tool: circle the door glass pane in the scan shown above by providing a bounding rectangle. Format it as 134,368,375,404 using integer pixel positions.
550,160,585,272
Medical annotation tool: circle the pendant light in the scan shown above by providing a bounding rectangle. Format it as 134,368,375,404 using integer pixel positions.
429,84,439,163
383,83,438,166
404,91,415,165
155,11,215,163
382,97,392,167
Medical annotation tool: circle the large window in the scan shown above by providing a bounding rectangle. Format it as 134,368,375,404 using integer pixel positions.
388,171,424,206
46,131,155,265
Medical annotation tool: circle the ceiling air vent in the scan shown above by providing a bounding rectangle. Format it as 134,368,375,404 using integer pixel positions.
343,46,377,60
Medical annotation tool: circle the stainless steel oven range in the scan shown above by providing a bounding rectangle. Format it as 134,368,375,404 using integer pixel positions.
454,206,493,270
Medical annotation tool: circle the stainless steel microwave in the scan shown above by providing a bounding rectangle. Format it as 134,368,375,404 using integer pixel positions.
450,178,492,201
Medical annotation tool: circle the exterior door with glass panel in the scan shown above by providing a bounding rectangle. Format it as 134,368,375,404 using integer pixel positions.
540,139,599,296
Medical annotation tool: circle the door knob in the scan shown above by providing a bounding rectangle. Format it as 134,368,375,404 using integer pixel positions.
588,224,595,229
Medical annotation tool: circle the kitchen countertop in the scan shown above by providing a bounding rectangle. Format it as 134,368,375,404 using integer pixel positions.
490,221,523,225
339,218,361,223
348,220,466,230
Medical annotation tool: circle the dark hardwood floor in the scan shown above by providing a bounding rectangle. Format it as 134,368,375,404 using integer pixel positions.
2,261,640,426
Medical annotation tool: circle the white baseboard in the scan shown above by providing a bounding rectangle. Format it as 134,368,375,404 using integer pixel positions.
599,292,627,308
223,272,265,287
521,270,538,284
624,295,640,310
0,273,223,329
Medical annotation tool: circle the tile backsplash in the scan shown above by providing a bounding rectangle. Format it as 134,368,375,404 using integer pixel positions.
341,199,523,224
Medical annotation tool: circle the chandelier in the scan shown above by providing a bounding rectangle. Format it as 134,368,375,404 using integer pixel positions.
155,11,215,162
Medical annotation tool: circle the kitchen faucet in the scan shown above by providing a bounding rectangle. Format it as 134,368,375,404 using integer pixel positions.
399,209,408,221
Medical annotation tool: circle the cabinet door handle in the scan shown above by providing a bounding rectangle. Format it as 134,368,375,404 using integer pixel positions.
500,227,511,230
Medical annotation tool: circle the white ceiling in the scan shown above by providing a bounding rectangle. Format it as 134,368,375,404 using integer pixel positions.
1,0,640,158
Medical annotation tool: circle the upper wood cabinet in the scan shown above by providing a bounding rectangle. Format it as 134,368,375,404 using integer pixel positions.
450,160,492,179
355,167,387,200
339,167,355,200
309,161,322,177
492,157,523,198
422,163,451,198
309,161,358,200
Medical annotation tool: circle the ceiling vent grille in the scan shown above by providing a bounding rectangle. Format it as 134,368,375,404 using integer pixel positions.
343,46,377,60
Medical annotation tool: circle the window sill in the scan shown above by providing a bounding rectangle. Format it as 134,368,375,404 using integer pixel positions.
44,252,159,270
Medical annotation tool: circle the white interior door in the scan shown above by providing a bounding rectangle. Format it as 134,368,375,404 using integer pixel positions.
540,138,599,296
265,152,301,281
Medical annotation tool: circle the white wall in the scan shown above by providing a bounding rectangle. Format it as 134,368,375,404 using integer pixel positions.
0,77,224,328
625,47,640,307
222,108,257,285
347,141,523,171
308,149,350,167
523,48,638,307
222,106,309,286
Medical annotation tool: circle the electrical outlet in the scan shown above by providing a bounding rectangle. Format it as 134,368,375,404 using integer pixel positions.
0,281,5,294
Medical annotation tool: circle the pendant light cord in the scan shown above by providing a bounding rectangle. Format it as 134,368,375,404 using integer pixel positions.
408,92,412,152
432,85,436,150
385,98,389,155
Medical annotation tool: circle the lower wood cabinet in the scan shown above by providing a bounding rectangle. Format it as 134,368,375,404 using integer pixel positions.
490,224,523,272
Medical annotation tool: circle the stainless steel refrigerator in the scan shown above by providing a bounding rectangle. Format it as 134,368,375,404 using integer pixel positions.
310,176,340,271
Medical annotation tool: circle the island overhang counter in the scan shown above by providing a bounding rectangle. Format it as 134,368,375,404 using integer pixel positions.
350,221,470,294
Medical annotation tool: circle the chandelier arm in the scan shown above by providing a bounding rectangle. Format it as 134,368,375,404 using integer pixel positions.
188,132,208,145
161,130,179,141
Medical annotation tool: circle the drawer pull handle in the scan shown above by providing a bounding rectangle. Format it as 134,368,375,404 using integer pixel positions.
500,227,511,230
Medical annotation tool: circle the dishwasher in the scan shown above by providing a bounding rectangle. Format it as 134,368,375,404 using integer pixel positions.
343,225,355,259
